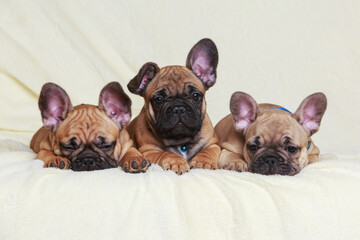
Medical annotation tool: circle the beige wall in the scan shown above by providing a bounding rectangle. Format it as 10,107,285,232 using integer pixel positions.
0,0,359,156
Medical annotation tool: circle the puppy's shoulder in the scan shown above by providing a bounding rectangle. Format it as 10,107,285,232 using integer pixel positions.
30,126,52,153
215,114,236,141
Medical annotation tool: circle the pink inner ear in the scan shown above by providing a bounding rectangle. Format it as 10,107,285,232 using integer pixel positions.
304,104,316,118
240,100,256,119
139,71,154,90
107,102,129,117
235,119,252,130
103,98,131,127
118,112,131,126
303,105,319,132
192,53,215,84
43,118,60,129
234,101,256,131
48,103,64,116
303,120,319,132
43,103,66,129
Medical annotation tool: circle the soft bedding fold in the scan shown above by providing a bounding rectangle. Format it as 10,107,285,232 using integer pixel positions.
0,140,359,239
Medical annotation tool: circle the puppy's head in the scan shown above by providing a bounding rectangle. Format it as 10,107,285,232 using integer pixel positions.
127,38,218,144
230,92,327,175
39,82,131,171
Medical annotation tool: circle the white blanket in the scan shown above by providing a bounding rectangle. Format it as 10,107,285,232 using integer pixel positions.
1,142,360,239
1,0,360,239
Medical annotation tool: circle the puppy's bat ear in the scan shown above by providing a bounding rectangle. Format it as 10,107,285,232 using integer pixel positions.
99,82,132,129
38,83,73,131
294,92,327,136
186,38,218,90
127,62,159,96
230,92,260,133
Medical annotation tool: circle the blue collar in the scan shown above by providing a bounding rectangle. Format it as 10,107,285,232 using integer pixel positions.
264,107,293,114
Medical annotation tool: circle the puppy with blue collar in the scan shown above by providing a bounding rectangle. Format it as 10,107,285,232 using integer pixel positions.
126,38,220,175
215,92,327,175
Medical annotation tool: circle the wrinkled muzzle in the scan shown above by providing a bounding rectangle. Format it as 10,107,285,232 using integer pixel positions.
70,149,117,171
155,99,202,140
249,150,298,176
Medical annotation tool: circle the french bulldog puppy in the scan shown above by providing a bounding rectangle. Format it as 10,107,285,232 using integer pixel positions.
215,92,327,175
126,38,221,175
30,82,150,172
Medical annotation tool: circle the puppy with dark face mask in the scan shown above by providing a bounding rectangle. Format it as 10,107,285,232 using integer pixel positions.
215,92,327,176
30,82,150,173
126,38,220,175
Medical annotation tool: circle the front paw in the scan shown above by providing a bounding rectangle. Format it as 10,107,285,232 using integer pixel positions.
44,156,71,169
161,157,190,175
221,159,248,172
121,156,150,173
189,157,218,170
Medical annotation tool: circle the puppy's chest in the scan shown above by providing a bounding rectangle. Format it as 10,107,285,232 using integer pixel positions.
165,144,202,161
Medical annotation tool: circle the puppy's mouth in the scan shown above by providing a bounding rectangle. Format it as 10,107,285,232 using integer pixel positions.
249,151,298,176
70,149,117,171
159,121,201,139
154,100,202,140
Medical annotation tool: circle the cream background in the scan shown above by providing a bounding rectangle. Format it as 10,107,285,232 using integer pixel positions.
0,0,359,156
0,1,360,239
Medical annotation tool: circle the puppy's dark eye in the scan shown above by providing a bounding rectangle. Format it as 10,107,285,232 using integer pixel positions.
61,137,79,151
101,143,114,150
287,146,298,153
192,92,202,102
248,144,258,152
97,137,114,150
153,96,164,104
61,143,78,151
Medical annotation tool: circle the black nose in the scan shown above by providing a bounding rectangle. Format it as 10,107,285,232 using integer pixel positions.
263,155,279,167
81,157,96,167
172,106,186,116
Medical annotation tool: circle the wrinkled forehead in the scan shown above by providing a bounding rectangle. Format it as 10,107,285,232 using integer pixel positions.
145,66,205,98
246,113,308,145
56,105,119,142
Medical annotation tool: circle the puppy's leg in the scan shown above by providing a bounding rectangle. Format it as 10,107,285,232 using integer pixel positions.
218,149,248,172
308,154,319,164
142,150,190,175
37,150,71,169
308,146,320,164
308,141,320,164
189,144,220,170
120,147,150,173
